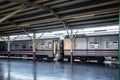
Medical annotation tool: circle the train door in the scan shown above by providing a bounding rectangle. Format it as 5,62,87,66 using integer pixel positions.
53,40,59,60
53,40,64,61
59,40,64,61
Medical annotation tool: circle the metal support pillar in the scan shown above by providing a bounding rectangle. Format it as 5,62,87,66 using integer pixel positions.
0,5,26,23
10,35,19,43
33,33,36,61
62,21,71,38
0,36,6,42
70,29,79,63
70,29,73,63
118,4,120,80
7,36,10,59
23,30,36,61
73,30,78,40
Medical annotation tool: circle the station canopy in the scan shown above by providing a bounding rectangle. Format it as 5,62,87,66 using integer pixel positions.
0,25,118,41
0,0,119,38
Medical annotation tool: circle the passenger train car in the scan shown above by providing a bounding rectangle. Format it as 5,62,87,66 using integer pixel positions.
0,38,59,60
0,34,118,62
64,34,118,62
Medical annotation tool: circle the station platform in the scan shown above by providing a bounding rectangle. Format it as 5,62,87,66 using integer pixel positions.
0,59,118,80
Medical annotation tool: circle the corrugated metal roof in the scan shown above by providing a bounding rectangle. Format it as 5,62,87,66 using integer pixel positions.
0,0,119,36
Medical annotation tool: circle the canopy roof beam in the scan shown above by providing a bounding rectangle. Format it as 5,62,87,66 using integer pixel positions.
0,5,26,23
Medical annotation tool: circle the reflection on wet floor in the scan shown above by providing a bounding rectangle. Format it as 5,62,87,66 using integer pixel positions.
0,59,119,80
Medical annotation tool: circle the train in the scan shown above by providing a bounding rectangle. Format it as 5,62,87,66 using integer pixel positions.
0,34,118,62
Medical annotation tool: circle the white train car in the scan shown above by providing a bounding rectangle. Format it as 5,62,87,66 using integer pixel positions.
64,35,118,62
0,38,60,61
0,34,118,62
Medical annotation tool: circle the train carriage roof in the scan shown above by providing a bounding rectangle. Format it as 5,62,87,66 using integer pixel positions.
0,0,119,36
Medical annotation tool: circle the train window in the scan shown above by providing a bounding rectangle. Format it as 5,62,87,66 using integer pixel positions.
89,42,99,49
41,44,46,49
106,42,118,49
15,45,19,49
22,45,26,49
48,43,52,49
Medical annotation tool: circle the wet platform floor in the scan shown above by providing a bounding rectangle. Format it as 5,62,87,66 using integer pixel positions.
0,59,119,80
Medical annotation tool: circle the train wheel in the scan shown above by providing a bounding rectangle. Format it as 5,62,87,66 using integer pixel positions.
67,58,74,63
97,57,105,63
80,57,87,62
80,59,87,62
97,60,103,63
39,57,43,61
68,58,70,62
47,57,53,62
